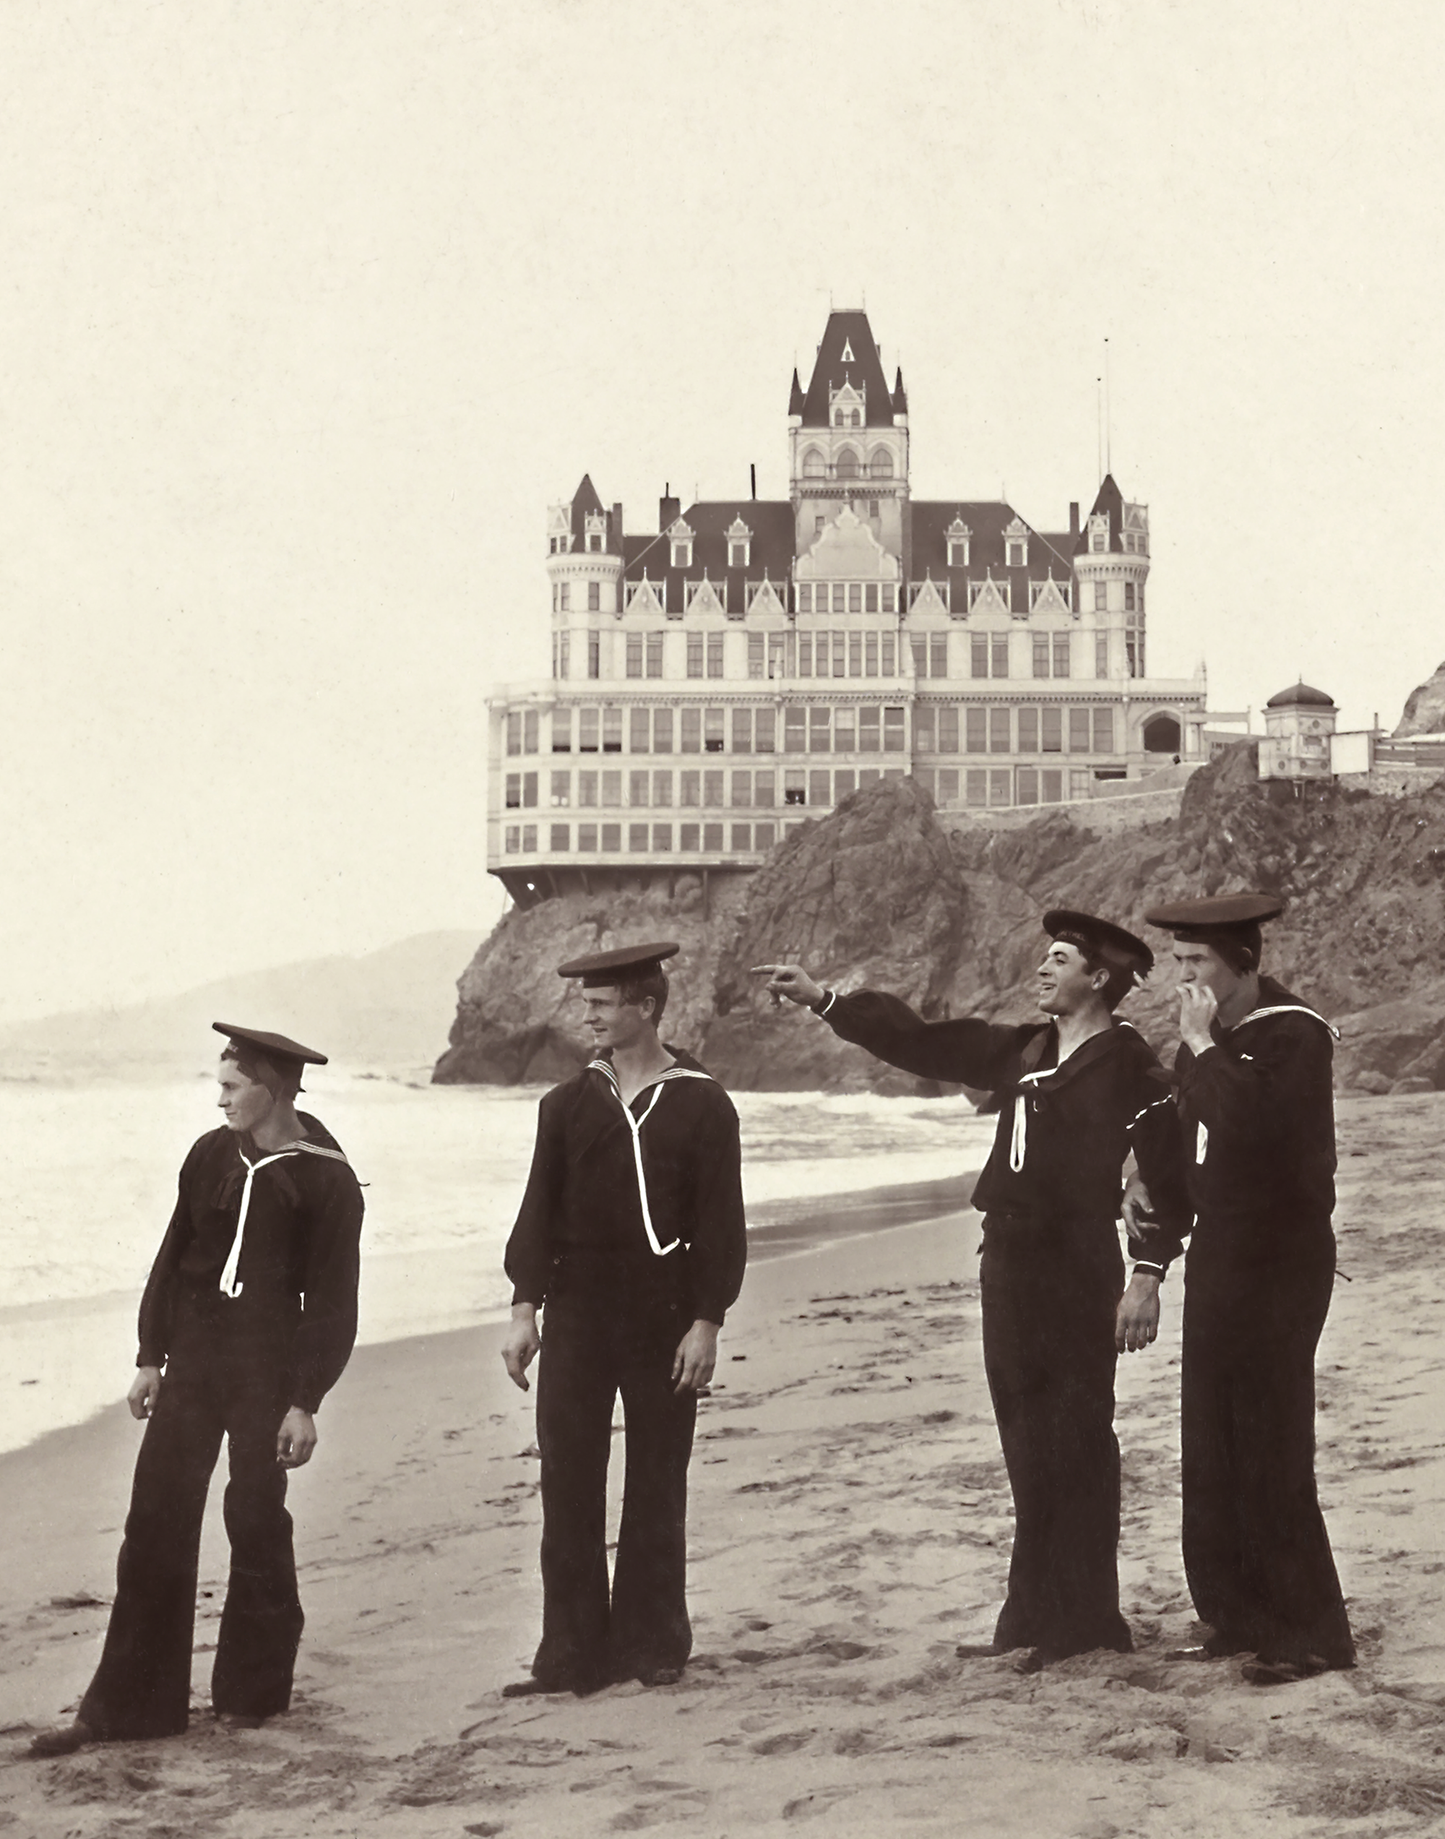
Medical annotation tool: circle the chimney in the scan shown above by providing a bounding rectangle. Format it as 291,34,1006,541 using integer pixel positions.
659,483,680,532
611,502,623,552
750,463,756,501
1069,501,1080,540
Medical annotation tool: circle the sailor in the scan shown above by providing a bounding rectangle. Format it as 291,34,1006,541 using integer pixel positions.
756,911,1191,1667
30,1025,364,1756
501,943,747,1696
1140,893,1354,1683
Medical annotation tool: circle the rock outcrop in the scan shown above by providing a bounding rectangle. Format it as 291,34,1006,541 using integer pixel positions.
1393,660,1445,737
437,744,1445,1094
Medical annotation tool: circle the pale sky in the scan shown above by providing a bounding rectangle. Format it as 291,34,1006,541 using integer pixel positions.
1,0,1441,1023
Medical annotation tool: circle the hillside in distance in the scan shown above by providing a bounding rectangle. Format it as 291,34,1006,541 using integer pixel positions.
0,931,480,1081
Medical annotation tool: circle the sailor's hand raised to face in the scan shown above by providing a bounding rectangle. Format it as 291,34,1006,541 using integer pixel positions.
1178,982,1220,1056
751,964,826,1008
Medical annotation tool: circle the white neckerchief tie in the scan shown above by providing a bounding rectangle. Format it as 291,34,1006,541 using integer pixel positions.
219,1146,300,1298
1008,1068,1054,1174
588,1059,715,1258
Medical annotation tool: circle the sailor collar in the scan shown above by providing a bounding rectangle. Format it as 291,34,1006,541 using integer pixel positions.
585,1052,717,1257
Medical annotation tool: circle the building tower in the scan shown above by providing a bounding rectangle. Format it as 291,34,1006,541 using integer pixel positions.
789,311,909,561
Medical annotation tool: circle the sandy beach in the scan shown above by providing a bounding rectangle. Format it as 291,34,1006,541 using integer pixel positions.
2,1091,1444,1837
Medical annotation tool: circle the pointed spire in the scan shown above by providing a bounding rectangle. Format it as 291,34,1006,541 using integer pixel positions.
892,367,908,414
788,367,805,416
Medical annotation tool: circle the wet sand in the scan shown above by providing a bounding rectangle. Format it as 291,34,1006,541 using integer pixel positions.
2,1095,1444,1836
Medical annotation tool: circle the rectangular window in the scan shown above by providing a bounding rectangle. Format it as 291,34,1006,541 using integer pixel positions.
601,823,621,851
989,770,1011,807
680,822,700,851
680,708,701,753
1094,581,1107,612
629,823,649,853
506,711,522,755
653,708,673,753
797,583,813,614
550,823,570,851
1017,767,1038,805
646,632,664,678
1053,634,1070,679
767,633,787,680
938,767,959,806
911,635,928,679
966,769,987,807
755,707,776,751
846,583,860,614
882,584,898,615
834,706,856,752
629,706,649,752
1124,582,1136,612
755,822,776,850
523,711,539,754
989,708,1011,753
881,634,896,675
754,770,776,807
809,706,831,753
783,706,806,752
703,769,725,806
602,707,622,752
652,769,673,806
1126,634,1139,677
848,632,863,677
798,634,813,678
858,768,881,791
653,823,673,851
552,708,571,752
704,822,724,851
704,708,725,753
834,767,856,800
1018,708,1039,752
865,632,879,677
927,634,945,678
627,634,644,679
522,823,537,851
522,771,538,808
504,772,521,809
783,768,806,806
859,706,880,752
578,769,598,806
559,583,570,612
966,707,987,753
1070,768,1092,799
991,635,1009,678
706,633,725,678
731,770,751,808
971,635,989,679
680,769,701,806
731,823,751,852
865,583,879,614
938,706,959,752
686,634,704,678
601,770,621,806
578,822,597,851
732,707,752,752
1069,707,1091,753
815,516,825,537
1041,708,1062,753
915,705,936,750
1095,632,1108,678
588,581,600,613
1042,770,1063,803
550,771,571,807
832,632,847,678
1032,633,1050,679
587,632,600,679
883,706,906,753
809,769,831,807
729,542,747,568
748,634,764,680
1093,708,1115,753
629,770,649,807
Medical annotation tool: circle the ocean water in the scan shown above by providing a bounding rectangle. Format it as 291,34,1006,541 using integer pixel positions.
0,1069,994,1456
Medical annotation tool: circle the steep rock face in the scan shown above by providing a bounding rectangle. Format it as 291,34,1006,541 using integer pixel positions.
1394,660,1445,737
437,744,1445,1092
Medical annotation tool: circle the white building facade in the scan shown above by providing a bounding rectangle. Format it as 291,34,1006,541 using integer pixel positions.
492,311,1207,905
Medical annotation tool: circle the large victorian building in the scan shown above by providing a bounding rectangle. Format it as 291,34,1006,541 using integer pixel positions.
492,310,1206,905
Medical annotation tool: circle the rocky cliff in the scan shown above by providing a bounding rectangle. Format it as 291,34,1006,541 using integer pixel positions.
1394,659,1445,737
436,745,1445,1094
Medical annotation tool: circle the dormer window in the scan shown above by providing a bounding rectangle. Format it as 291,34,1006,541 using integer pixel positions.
1003,517,1029,569
668,517,694,570
946,516,972,569
726,516,752,570
1088,513,1109,554
585,511,606,554
829,381,865,429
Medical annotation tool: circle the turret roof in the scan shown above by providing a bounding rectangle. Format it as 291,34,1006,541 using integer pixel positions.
799,310,895,428
1266,681,1336,709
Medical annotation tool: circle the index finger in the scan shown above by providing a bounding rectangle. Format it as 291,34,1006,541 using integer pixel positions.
750,964,785,974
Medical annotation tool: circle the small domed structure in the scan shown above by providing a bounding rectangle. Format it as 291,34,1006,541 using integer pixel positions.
1259,680,1337,780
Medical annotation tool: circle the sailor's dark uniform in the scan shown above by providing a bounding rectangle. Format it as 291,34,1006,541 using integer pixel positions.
77,1115,363,1739
505,1047,746,1691
1172,976,1354,1668
817,990,1191,1658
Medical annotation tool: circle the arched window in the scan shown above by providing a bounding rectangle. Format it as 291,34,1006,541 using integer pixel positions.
836,447,859,480
803,448,826,479
1143,714,1181,754
869,448,893,479
849,409,861,428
